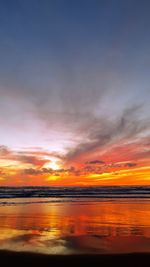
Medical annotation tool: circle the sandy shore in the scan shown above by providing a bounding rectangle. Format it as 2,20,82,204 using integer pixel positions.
0,251,150,267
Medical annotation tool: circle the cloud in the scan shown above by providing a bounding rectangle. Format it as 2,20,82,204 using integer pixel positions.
86,160,105,164
23,166,78,176
64,105,149,163
0,145,11,156
124,162,137,167
0,146,58,167
23,168,52,175
16,155,49,167
18,149,64,160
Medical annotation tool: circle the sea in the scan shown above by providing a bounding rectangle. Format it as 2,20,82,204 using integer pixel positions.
0,186,150,255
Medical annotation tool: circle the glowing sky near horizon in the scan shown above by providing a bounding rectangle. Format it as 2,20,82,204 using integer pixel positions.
0,0,150,185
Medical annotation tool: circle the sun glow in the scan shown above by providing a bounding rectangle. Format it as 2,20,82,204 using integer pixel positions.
44,160,60,170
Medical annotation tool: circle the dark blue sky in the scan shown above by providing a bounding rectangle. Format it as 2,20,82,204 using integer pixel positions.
1,0,150,87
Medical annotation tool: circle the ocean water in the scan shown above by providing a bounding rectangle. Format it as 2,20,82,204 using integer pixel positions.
0,186,150,255
0,186,150,199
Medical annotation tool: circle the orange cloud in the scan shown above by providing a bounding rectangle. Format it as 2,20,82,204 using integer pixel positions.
0,134,150,187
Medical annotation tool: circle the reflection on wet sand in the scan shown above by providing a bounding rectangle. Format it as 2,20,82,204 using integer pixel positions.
0,198,150,254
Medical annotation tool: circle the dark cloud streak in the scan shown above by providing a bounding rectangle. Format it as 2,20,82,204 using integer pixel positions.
65,105,150,163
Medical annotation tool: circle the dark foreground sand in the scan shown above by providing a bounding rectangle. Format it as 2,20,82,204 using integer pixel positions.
0,251,150,267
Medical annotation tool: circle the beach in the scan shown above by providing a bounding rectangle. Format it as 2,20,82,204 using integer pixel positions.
0,187,150,266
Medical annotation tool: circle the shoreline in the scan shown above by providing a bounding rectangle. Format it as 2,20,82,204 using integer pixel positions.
0,250,150,267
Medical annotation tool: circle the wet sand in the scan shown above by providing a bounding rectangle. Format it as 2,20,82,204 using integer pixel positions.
0,251,150,267
0,198,150,255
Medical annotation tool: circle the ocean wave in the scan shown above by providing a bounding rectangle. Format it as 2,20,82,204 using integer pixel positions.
0,186,150,199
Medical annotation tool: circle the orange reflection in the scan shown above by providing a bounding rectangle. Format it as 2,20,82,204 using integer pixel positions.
0,198,150,254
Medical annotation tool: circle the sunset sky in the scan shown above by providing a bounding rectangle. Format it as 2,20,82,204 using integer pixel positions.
0,0,150,186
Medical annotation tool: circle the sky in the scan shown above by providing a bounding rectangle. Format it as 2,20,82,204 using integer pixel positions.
0,0,150,186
